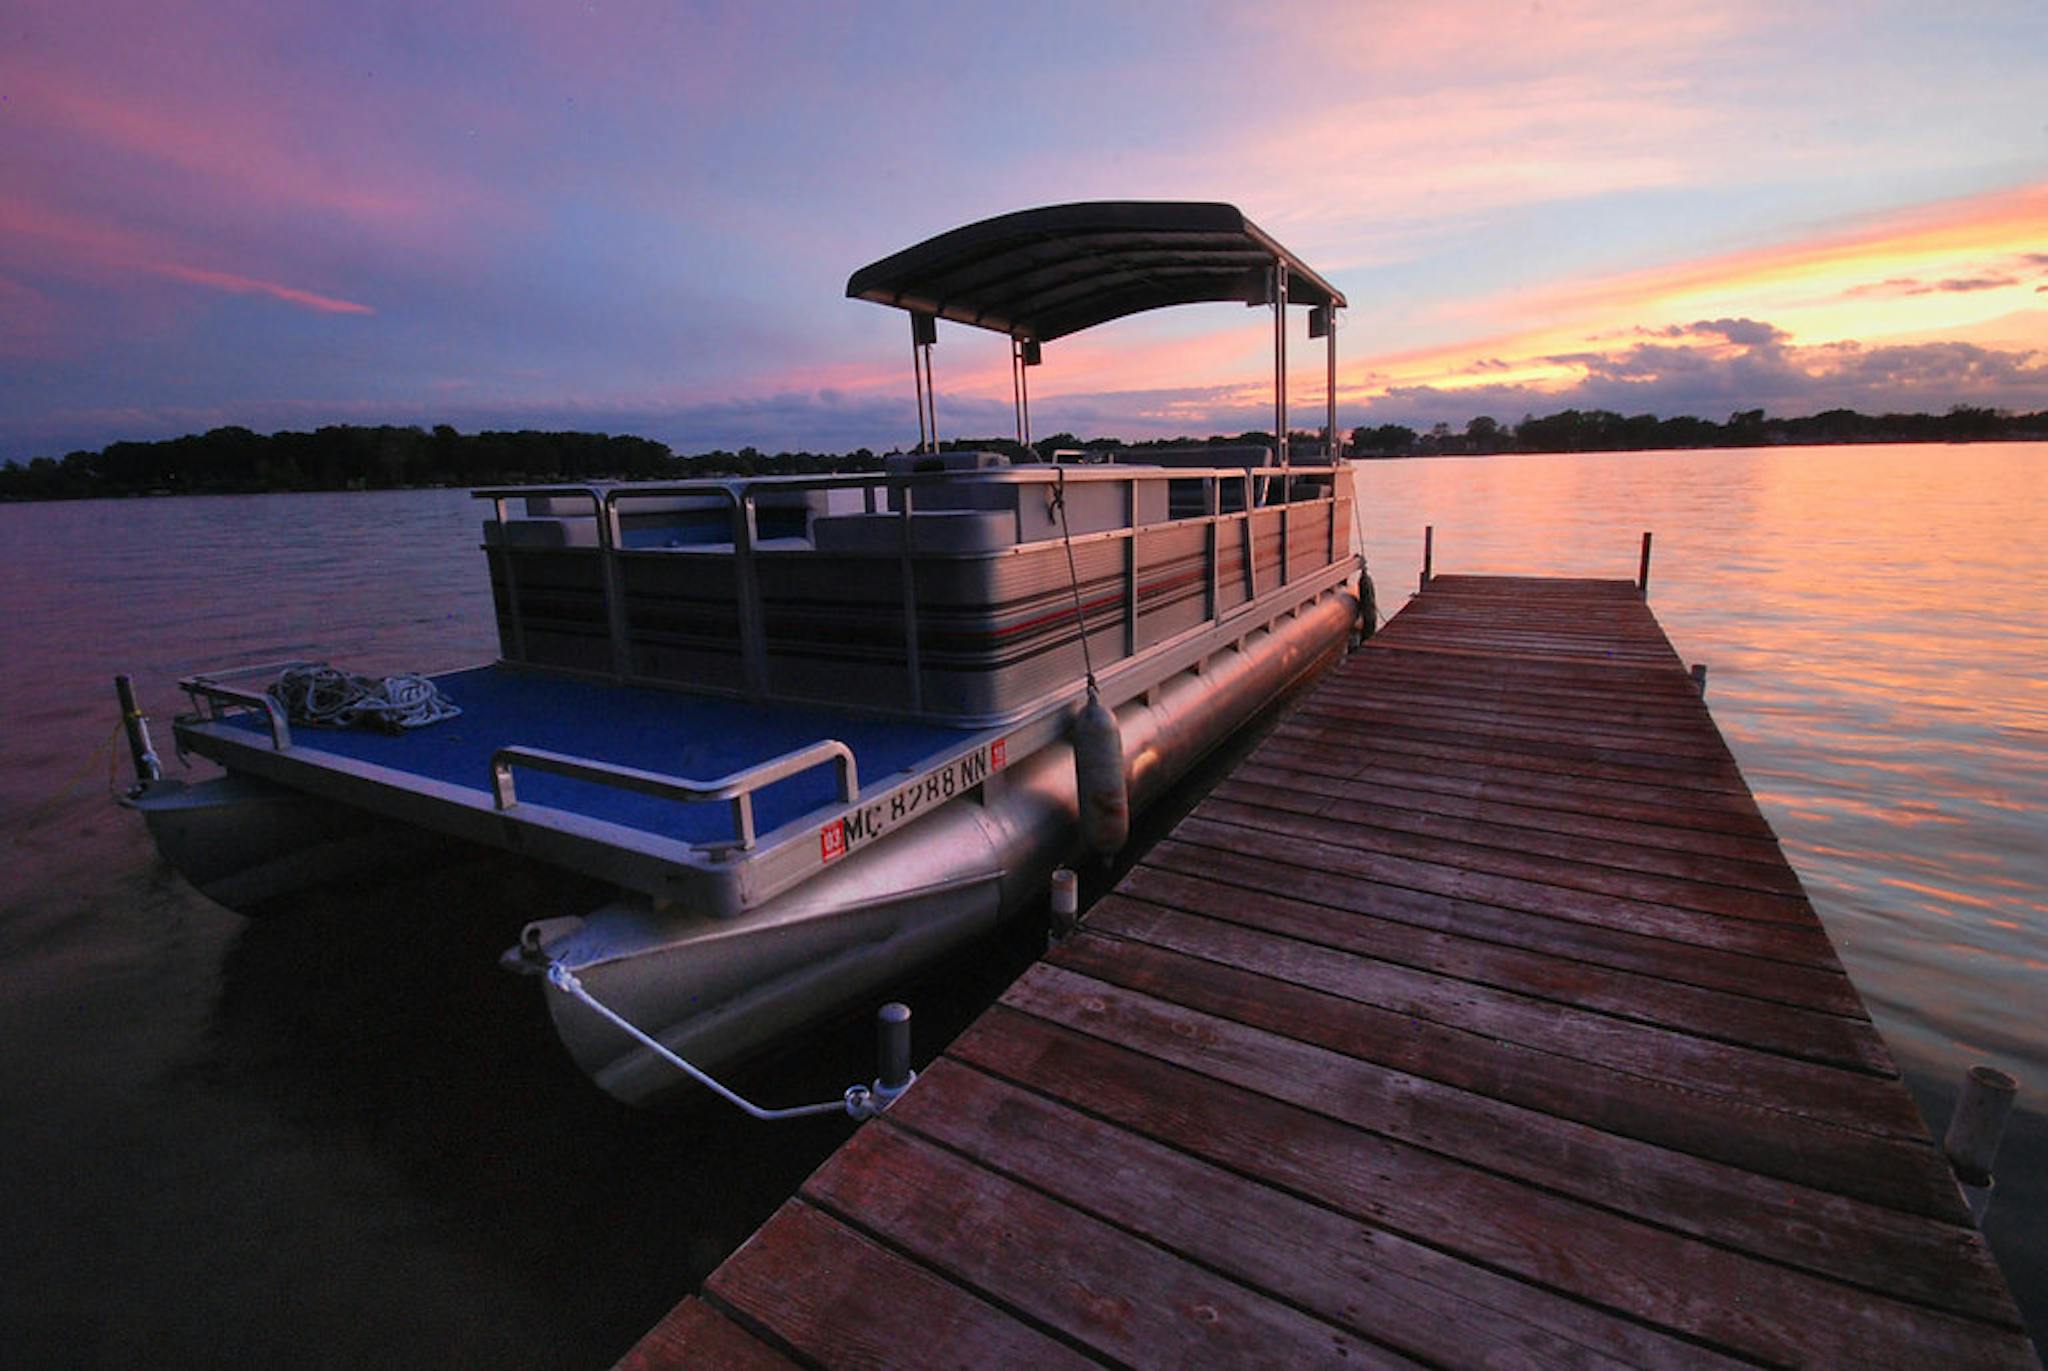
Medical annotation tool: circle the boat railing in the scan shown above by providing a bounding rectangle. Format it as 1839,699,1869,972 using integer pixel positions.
475,460,1353,721
489,737,859,850
178,660,314,750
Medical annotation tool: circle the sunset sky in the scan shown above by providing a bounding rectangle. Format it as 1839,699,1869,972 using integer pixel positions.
3,0,2046,460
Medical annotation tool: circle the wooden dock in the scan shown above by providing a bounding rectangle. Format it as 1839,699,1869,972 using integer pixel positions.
621,575,2038,1369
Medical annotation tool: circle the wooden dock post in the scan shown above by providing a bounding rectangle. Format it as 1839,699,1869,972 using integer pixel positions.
1637,530,1654,595
1419,524,1433,591
1945,1065,2018,1221
1048,867,1079,942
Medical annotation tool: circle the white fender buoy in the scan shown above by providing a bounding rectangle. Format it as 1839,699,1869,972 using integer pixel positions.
1073,687,1128,856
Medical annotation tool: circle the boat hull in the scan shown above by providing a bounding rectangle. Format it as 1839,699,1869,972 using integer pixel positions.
129,773,450,911
532,588,1358,1105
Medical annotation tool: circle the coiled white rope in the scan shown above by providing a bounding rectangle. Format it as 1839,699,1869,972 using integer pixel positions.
268,664,461,732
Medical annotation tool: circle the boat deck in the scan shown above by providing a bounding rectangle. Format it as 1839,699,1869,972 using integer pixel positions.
622,575,2038,1368
213,664,977,846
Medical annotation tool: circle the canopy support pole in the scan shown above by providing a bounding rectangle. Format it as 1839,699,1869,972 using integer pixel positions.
910,313,938,453
1272,264,1289,469
1327,309,1339,457
1010,339,1023,446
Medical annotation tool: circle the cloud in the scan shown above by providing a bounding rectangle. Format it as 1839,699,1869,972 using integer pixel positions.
0,197,375,316
1348,328,2047,430
153,265,373,316
1848,271,2026,298
1688,318,1789,346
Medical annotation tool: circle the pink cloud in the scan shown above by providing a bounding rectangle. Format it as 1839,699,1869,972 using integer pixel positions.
152,264,372,316
5,70,431,226
0,198,374,316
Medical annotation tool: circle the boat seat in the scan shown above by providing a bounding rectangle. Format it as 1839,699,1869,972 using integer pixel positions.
810,510,1019,553
482,517,601,548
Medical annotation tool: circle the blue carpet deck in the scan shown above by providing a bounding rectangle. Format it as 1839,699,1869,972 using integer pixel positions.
227,665,976,846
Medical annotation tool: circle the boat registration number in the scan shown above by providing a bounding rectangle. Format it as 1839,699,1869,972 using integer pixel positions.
819,736,1008,864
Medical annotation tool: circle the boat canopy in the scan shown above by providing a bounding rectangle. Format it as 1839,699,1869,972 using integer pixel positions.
848,199,1346,462
845,201,1345,342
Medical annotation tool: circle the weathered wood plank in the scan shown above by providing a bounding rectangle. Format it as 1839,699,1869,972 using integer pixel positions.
804,1119,1419,1368
1261,727,1777,833
1015,949,1988,1273
1271,717,1762,799
1306,671,1719,727
614,1298,798,1371
1043,927,2002,1274
1072,902,1920,1135
1232,758,1789,863
1216,773,1805,894
1105,868,1891,1070
705,1200,1098,1370
887,1059,1742,1370
1172,813,1841,963
1145,832,1857,1002
1199,796,1817,925
1293,696,1741,768
955,1005,2035,1367
1314,674,1719,729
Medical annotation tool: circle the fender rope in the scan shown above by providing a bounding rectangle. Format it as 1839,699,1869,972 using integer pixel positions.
545,962,908,1121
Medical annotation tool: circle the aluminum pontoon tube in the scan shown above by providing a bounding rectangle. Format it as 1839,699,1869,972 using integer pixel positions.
530,587,1359,1106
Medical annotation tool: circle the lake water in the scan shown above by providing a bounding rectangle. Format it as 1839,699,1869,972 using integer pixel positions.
1,443,2042,1363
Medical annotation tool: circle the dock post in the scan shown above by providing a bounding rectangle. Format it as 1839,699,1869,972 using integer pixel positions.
113,674,162,790
1637,531,1654,596
1944,1065,2018,1222
1049,867,1079,942
1691,663,1709,696
1420,525,1434,591
876,1003,913,1100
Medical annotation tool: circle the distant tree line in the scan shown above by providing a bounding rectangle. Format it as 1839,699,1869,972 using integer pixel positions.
0,424,821,501
1348,405,2048,457
3,407,2044,500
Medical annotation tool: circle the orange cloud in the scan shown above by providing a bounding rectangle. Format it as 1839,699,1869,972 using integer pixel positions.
1352,181,2048,400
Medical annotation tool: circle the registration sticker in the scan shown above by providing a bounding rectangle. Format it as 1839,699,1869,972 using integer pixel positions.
819,735,1008,865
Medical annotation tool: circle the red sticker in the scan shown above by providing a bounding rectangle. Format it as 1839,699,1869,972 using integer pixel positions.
820,819,847,863
991,737,1007,770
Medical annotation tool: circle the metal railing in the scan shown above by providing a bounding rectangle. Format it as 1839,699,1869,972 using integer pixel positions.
476,461,1352,715
489,737,859,849
178,660,312,750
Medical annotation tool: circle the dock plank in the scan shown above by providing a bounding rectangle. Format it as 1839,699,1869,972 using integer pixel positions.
954,1006,2025,1368
888,1059,1740,1370
631,575,2038,1370
805,1122,1417,1369
613,1299,797,1371
704,1200,1097,1370
1107,866,1890,1070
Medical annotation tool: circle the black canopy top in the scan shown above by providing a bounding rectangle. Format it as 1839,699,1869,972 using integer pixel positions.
846,201,1345,343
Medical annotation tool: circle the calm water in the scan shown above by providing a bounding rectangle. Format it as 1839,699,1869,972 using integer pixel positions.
0,444,2042,1362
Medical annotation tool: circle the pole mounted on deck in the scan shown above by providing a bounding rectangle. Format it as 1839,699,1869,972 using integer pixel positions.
910,312,938,454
